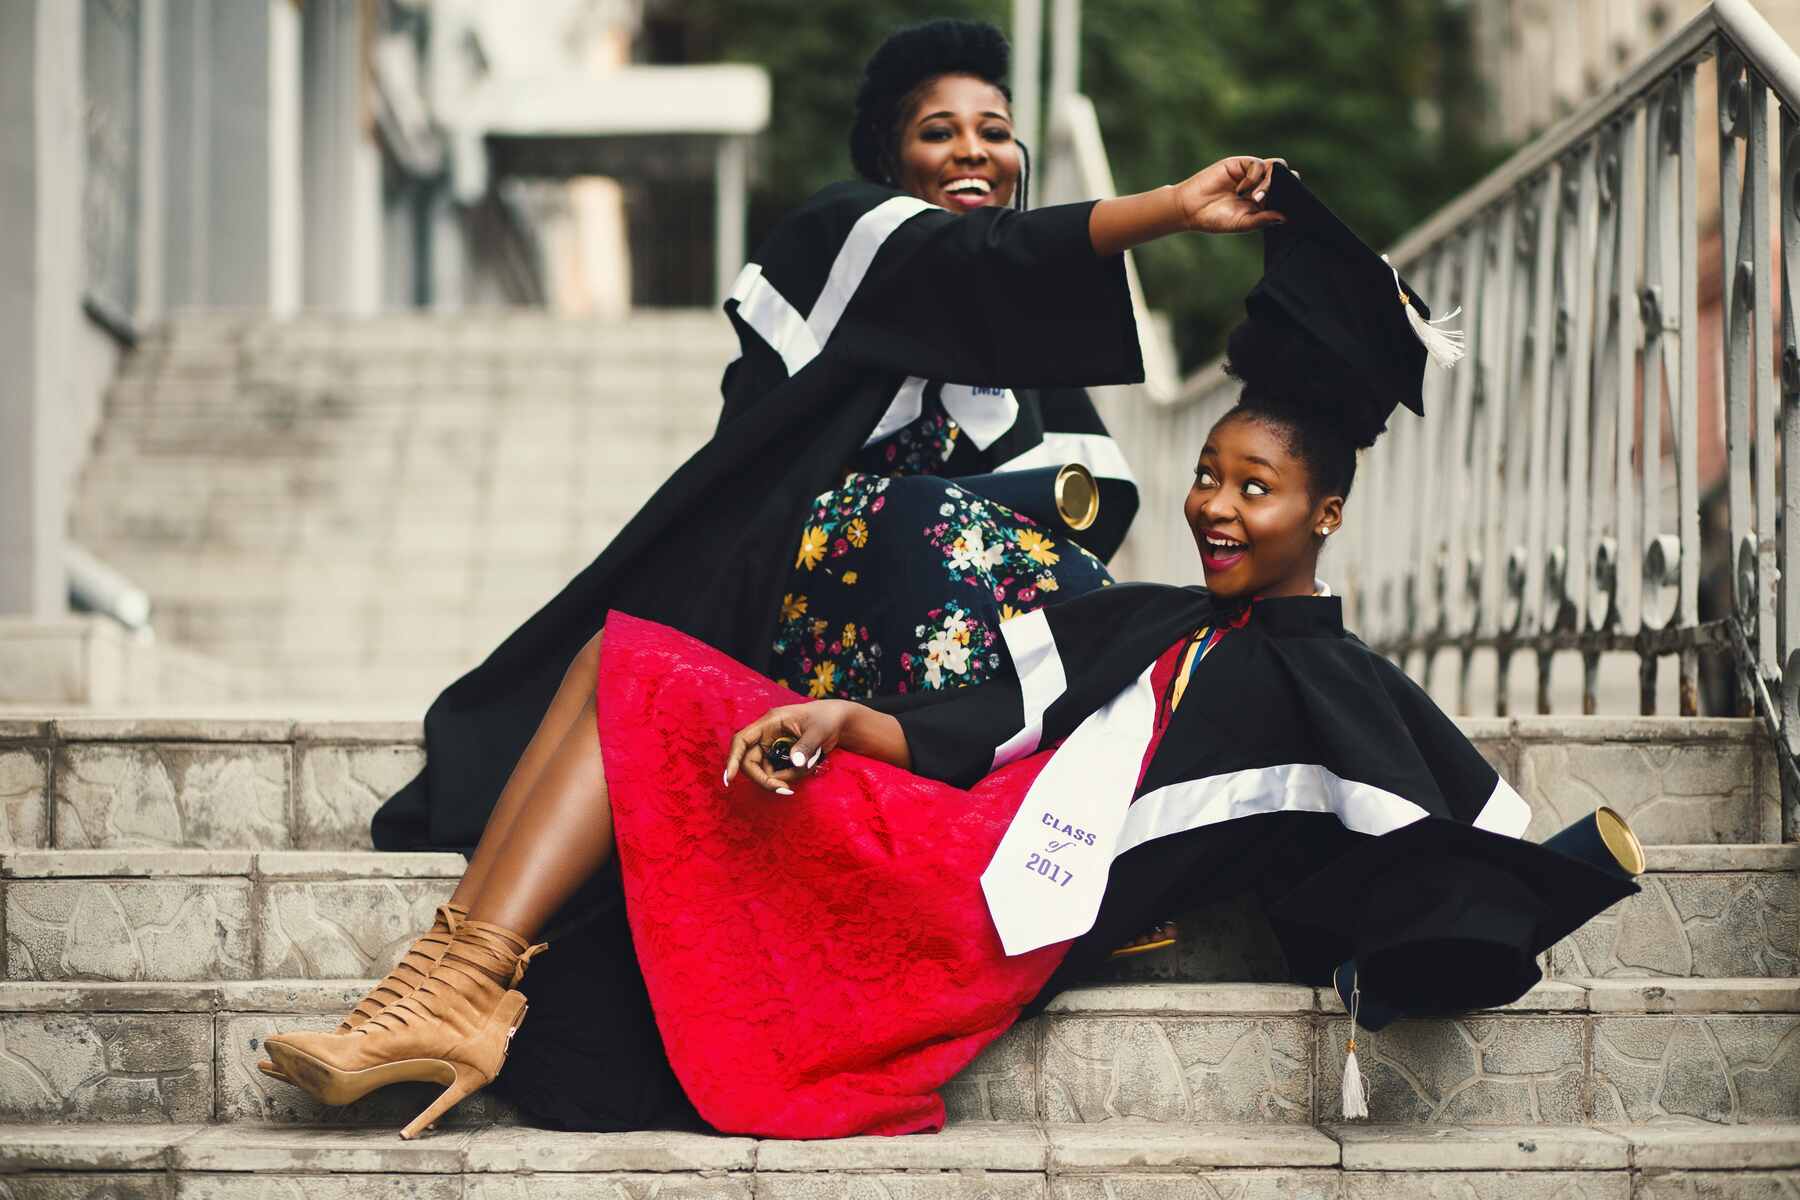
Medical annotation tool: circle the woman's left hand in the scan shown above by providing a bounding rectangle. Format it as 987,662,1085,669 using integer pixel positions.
724,699,857,794
1175,156,1290,235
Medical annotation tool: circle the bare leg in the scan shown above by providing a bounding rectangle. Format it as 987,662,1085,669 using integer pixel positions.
451,629,604,908
462,692,615,940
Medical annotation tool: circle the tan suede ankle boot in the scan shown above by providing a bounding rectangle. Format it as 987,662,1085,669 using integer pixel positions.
263,919,547,1139
256,901,469,1083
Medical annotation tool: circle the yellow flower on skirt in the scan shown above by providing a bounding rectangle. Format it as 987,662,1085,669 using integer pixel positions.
841,622,858,650
999,604,1024,623
1016,529,1060,566
842,571,859,585
796,526,828,570
781,594,808,621
808,661,838,697
846,517,870,548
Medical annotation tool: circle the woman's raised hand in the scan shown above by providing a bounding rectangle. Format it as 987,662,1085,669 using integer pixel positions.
1175,156,1289,235
724,699,858,794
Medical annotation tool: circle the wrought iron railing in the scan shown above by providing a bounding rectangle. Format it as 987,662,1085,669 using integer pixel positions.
1046,0,1798,838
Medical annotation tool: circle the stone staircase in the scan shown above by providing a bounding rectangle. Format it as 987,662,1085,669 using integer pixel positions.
67,311,735,706
0,713,1795,1195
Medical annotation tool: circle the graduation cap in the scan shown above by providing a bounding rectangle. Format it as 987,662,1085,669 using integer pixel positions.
1244,163,1465,442
1279,816,1638,1015
1275,814,1639,1119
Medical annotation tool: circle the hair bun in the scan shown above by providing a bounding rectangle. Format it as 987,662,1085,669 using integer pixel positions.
851,20,1011,184
1223,317,1384,451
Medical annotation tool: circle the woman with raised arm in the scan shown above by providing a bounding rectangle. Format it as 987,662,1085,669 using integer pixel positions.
369,19,1282,860
260,19,1288,1134
262,164,1636,1139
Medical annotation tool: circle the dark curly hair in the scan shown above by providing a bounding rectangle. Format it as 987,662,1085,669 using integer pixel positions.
1219,317,1384,501
850,19,1026,206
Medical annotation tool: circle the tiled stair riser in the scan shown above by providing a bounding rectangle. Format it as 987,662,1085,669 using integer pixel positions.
1108,846,1800,987
0,720,1770,853
1520,739,1777,846
0,854,461,983
1552,869,1800,978
5,983,1796,1128
0,724,425,854
2,859,1794,993
0,746,49,850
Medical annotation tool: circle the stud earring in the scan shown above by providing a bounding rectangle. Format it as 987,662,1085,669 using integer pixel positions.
1318,526,1333,537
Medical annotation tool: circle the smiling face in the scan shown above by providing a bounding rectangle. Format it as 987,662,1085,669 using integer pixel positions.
893,73,1020,212
1185,412,1344,600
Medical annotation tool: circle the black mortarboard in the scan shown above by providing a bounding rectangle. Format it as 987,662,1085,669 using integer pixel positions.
1244,164,1464,442
1272,817,1638,1017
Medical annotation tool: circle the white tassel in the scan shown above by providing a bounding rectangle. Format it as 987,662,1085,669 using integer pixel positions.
1384,255,1466,369
1342,1043,1370,1120
1341,970,1371,1120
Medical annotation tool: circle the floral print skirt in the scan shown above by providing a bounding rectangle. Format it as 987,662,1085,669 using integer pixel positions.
771,472,1112,699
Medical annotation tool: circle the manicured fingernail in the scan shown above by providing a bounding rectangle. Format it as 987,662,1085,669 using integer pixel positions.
1253,190,1266,202
776,786,794,796
723,771,731,787
799,749,816,768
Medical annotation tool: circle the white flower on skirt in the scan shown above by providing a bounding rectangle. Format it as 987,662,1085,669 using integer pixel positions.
949,526,1005,573
922,612,974,689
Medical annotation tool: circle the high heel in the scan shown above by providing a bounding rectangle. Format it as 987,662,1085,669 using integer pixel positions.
1109,918,1179,959
256,902,468,1084
263,919,547,1139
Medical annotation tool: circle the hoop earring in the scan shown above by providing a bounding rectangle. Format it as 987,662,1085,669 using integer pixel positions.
1014,139,1032,211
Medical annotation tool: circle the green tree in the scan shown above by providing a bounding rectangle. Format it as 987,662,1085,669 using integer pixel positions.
1081,0,1502,366
663,0,1501,370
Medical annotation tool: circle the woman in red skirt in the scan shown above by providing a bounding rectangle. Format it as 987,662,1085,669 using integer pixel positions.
258,27,1297,1138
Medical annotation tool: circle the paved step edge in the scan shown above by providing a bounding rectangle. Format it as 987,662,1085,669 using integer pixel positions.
1,1120,1797,1174
6,845,1792,877
0,850,465,880
1,716,1764,744
5,978,1795,1016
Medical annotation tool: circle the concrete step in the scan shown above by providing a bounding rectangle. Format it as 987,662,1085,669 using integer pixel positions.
70,311,738,702
0,718,1775,854
0,979,1795,1127
1063,842,1800,988
4,844,1791,985
0,1120,1798,1197
0,850,461,984
0,719,427,853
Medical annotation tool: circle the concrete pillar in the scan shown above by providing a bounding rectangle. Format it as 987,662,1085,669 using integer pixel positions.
136,0,166,323
161,0,303,313
302,0,382,314
0,0,82,616
428,188,467,311
714,134,748,305
1049,0,1081,106
1046,0,1080,199
1011,0,1043,162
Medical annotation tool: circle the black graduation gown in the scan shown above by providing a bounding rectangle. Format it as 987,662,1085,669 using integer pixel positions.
871,582,1619,1016
372,181,1144,855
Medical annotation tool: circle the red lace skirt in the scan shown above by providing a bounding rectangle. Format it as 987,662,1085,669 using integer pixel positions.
596,611,1068,1137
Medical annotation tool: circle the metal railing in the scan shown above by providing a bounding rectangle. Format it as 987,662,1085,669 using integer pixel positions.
1046,0,1799,839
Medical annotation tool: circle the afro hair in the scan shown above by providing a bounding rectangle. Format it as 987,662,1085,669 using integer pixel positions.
1220,316,1383,500
850,19,1011,185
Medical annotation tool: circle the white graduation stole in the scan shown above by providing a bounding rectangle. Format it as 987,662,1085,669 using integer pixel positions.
978,664,1158,956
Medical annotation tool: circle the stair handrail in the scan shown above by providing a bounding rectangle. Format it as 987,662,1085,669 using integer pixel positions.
1043,0,1800,840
